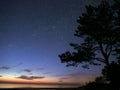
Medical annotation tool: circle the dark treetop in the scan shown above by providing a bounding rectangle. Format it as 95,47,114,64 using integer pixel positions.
59,0,120,68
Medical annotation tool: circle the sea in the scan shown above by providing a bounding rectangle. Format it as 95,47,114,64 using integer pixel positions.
0,83,78,89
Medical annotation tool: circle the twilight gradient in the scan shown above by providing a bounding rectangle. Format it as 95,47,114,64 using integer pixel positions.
0,0,102,88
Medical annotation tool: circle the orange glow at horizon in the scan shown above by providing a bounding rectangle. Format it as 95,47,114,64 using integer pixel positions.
0,76,59,84
0,74,97,86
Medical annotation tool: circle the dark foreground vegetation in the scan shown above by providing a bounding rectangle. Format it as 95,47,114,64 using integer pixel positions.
78,83,112,90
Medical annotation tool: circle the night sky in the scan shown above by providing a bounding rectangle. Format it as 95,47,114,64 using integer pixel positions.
0,0,103,88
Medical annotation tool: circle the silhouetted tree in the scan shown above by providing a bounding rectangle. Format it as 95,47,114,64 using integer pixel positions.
59,0,120,68
59,0,120,89
102,60,120,90
113,0,120,60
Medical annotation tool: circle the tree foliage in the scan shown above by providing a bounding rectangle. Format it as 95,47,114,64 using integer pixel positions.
59,0,120,68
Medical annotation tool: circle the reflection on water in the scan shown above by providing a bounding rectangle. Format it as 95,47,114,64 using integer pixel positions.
0,84,78,88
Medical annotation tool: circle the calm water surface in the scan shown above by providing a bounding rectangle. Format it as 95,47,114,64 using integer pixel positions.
0,84,78,88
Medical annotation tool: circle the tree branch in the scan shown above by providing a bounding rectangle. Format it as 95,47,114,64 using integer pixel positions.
98,39,110,65
98,40,107,59
94,57,105,63
107,45,112,58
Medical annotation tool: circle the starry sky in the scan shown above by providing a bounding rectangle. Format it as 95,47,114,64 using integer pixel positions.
0,0,103,88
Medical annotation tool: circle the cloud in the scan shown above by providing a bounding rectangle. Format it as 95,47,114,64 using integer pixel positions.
18,69,32,73
36,68,44,70
62,72,82,77
43,72,51,74
54,72,83,80
59,77,70,80
0,75,2,77
53,74,72,82
13,63,23,67
58,77,71,83
16,75,45,80
67,72,82,77
23,69,32,72
55,72,86,83
53,74,65,77
0,66,11,70
0,63,22,70
58,79,63,83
